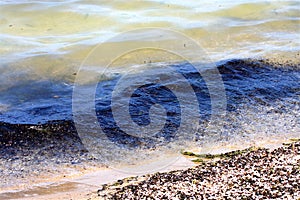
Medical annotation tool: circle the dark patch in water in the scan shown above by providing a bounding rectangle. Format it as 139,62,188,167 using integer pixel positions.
0,80,73,124
96,83,182,144
217,59,299,111
0,59,299,148
0,120,78,148
0,120,88,167
95,63,211,145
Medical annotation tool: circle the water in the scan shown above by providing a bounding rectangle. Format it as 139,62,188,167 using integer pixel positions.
0,0,298,119
1,0,299,83
0,0,299,185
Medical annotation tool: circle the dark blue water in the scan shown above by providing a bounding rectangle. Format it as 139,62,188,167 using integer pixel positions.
0,59,299,145
0,81,73,124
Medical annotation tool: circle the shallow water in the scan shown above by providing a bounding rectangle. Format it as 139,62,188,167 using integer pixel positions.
0,0,299,85
1,59,299,171
0,0,299,192
0,0,299,122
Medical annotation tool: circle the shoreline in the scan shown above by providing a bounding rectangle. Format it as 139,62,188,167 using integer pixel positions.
0,58,299,198
0,138,299,199
1,122,298,198
98,139,300,199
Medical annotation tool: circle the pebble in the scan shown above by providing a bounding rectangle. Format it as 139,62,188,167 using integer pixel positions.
101,142,300,199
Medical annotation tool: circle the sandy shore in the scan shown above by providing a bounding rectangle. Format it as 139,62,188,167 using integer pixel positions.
0,139,299,199
0,155,195,200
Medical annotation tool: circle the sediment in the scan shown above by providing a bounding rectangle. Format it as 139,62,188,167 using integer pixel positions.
0,120,96,191
99,141,300,199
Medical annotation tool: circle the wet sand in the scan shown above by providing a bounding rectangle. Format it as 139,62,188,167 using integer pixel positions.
0,155,195,200
1,140,299,199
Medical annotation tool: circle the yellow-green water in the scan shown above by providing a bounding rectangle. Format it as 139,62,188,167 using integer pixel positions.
0,0,299,83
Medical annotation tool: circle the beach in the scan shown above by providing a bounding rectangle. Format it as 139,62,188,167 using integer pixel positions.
1,139,298,199
98,140,300,200
1,0,300,199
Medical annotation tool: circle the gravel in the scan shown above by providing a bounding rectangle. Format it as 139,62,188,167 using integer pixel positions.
99,141,300,200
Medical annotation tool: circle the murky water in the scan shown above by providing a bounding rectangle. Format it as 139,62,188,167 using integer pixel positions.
1,0,299,85
0,1,299,197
